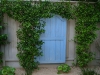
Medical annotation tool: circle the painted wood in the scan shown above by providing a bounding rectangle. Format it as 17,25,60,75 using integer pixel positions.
37,15,67,63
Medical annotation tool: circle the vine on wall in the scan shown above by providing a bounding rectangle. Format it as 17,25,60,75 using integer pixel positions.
74,2,100,67
1,0,72,75
0,0,100,75
0,2,7,65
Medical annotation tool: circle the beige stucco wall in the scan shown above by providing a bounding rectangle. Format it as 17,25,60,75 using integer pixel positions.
2,13,100,68
2,14,76,67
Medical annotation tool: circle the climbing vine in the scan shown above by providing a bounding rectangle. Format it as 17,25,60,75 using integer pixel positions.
0,0,100,75
1,0,72,75
0,1,7,65
74,2,100,67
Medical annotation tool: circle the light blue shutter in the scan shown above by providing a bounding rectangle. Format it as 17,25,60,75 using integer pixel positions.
37,15,67,63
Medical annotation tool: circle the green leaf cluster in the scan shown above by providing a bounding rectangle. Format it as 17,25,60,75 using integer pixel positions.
80,68,99,75
0,1,7,65
0,52,3,64
0,0,73,75
74,2,100,67
0,66,15,75
57,64,71,74
0,0,100,74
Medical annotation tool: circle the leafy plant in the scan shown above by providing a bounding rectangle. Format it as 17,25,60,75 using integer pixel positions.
74,2,99,67
0,0,72,75
0,52,3,64
80,68,99,75
0,1,7,65
57,64,71,74
0,70,2,75
0,0,100,74
1,66,15,75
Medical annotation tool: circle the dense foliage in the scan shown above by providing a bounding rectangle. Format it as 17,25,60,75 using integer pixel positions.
0,66,15,75
1,1,72,75
57,64,71,74
74,2,100,67
80,68,99,75
0,2,7,65
0,0,100,75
